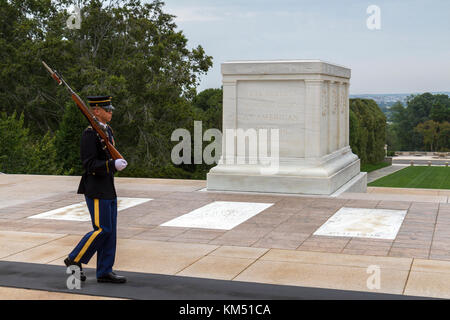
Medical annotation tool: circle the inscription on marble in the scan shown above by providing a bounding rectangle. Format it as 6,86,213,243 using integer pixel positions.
239,113,299,122
246,87,299,98
332,85,338,114
237,80,305,158
321,82,329,117
340,84,345,114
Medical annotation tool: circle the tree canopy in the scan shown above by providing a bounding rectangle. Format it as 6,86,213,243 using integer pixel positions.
388,93,450,151
349,99,386,164
0,0,215,177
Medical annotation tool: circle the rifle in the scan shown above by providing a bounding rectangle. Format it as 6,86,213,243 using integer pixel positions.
42,61,124,160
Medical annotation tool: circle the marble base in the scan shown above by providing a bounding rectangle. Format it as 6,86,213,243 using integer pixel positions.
207,157,362,196
330,172,367,197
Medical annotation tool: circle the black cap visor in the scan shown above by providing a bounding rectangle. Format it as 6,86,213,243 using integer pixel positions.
100,104,115,112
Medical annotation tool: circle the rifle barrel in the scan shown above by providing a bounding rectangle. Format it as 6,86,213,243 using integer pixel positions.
42,61,62,85
41,61,124,161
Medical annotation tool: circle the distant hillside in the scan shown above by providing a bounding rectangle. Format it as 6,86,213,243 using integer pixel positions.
350,92,450,109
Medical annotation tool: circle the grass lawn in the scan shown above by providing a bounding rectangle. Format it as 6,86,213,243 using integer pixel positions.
361,162,390,173
368,166,450,189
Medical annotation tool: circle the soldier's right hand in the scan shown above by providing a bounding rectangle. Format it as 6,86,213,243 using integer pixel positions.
115,159,128,171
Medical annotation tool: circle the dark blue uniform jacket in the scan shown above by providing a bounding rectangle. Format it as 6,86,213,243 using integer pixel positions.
77,126,117,199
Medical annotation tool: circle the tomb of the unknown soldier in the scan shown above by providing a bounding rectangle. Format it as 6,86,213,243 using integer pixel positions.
207,60,367,195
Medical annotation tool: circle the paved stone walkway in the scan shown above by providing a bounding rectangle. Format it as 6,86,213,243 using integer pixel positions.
367,164,408,183
1,174,450,299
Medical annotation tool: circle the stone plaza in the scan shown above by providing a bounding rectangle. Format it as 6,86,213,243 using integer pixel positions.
0,174,450,299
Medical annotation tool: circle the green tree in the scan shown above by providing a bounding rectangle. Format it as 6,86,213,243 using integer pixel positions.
192,87,222,131
0,111,32,173
0,0,68,134
0,111,61,174
437,121,450,151
184,87,223,179
430,94,450,122
414,120,450,152
1,0,213,177
29,131,61,175
349,99,386,164
349,108,360,157
414,120,439,151
386,123,400,152
389,101,410,150
54,101,86,175
389,93,450,151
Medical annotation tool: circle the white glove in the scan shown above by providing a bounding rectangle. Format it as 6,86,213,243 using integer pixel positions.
115,159,128,171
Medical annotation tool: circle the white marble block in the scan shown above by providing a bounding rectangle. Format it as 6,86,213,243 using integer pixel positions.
313,207,407,239
161,201,274,230
207,60,366,195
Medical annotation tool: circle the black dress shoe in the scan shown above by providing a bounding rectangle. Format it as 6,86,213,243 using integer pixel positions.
97,272,127,283
64,257,87,281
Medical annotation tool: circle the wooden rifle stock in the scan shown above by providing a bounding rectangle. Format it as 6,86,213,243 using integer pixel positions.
42,61,124,160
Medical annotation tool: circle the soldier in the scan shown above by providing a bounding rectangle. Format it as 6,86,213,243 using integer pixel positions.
64,95,128,284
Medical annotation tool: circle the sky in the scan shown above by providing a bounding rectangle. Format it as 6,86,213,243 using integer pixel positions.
160,0,450,94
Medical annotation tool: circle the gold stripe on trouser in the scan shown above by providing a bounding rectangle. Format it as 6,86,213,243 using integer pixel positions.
74,199,102,263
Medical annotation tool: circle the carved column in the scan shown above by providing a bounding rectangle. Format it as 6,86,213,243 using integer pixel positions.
321,81,330,156
304,80,322,158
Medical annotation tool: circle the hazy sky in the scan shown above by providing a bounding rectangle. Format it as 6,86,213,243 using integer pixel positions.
161,0,450,94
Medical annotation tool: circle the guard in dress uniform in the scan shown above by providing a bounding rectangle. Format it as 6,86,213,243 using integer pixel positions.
64,95,128,284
